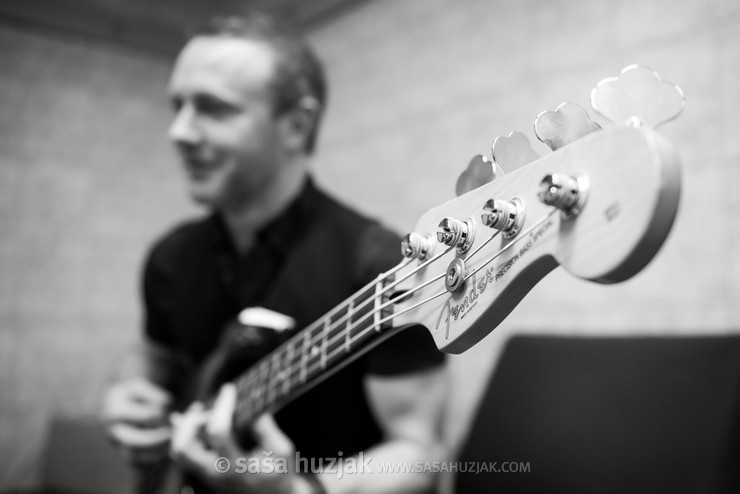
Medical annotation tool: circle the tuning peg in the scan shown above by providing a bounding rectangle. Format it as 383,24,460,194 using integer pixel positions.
455,154,502,196
401,233,435,261
481,198,525,238
590,64,685,129
437,217,475,254
491,131,539,174
534,102,601,151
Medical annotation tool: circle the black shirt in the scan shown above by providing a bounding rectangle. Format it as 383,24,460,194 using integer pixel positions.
142,178,444,459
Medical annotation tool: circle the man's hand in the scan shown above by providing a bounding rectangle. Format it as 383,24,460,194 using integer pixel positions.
170,384,318,494
100,377,173,465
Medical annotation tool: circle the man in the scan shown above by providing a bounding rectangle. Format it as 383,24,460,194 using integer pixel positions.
100,12,447,494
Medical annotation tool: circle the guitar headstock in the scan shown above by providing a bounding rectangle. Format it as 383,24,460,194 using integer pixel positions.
390,66,684,354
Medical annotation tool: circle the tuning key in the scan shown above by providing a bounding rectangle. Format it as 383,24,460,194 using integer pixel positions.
401,233,434,261
590,65,685,129
455,155,496,196
538,173,589,217
437,217,475,254
534,102,601,151
492,131,540,174
481,198,525,238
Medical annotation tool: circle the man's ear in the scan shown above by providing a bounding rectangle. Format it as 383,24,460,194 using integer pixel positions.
279,96,319,153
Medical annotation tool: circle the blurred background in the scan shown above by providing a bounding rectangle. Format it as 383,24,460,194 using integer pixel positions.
0,0,738,490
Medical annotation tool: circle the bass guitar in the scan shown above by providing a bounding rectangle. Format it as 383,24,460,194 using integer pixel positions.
143,64,685,493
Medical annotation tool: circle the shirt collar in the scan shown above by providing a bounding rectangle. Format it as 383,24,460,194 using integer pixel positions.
209,176,321,257
257,176,320,255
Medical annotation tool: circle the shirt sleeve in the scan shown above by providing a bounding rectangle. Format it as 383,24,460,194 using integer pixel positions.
353,222,446,376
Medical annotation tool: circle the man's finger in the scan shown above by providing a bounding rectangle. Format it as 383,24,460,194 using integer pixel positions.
251,414,294,457
109,423,171,449
103,399,169,426
127,378,173,407
206,384,240,457
170,402,206,452
170,402,217,476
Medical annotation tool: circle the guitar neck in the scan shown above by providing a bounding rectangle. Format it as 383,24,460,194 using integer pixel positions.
230,266,403,434
226,65,687,437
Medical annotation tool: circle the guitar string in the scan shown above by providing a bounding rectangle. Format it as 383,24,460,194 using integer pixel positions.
292,210,559,382
301,242,457,334
463,209,558,282
249,213,557,410
237,268,450,414
279,215,546,376
246,212,558,412
275,229,499,369
234,243,456,394
374,211,558,331
247,231,502,403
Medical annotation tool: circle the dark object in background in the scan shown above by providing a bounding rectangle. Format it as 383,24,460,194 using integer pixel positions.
456,335,740,494
42,417,132,494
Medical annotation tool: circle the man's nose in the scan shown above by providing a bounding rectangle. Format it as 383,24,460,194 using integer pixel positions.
168,105,201,146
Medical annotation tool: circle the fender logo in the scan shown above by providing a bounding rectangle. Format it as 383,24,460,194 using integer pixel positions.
435,271,491,339
435,218,554,340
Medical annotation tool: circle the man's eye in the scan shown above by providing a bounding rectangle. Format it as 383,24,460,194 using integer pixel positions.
197,99,235,117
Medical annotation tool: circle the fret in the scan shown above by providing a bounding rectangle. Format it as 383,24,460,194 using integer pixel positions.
267,351,281,404
232,374,254,431
233,374,250,425
250,381,263,416
332,303,347,335
301,329,309,383
345,300,353,353
373,275,383,332
257,360,270,413
321,317,329,369
284,340,294,395
309,331,320,359
248,373,261,418
248,373,260,405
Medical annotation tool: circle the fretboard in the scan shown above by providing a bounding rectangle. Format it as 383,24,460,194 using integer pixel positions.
231,272,398,434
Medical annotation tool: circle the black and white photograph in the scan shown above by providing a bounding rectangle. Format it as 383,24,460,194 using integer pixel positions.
0,1,738,493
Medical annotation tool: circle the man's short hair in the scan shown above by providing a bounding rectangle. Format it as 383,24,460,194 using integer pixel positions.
194,12,327,154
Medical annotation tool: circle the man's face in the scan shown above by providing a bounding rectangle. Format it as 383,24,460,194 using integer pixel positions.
167,36,288,209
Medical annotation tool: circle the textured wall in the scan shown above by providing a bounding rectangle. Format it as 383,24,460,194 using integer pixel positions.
0,25,196,487
307,0,740,456
1,0,738,488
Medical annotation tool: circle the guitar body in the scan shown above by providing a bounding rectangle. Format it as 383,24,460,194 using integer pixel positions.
138,322,286,494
